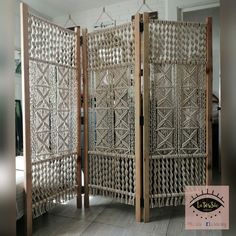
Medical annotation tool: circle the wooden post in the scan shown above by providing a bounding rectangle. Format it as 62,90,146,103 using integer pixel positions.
20,3,32,236
82,29,89,208
206,17,213,185
75,27,82,208
134,13,142,222
142,12,150,223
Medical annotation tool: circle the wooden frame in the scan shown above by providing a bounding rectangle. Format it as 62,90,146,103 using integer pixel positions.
80,13,212,223
134,13,142,222
206,17,213,185
142,12,150,223
20,3,32,236
21,4,82,234
75,27,82,208
82,17,144,218
82,28,90,208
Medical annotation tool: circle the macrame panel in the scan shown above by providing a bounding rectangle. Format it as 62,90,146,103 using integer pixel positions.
88,152,135,205
148,20,207,208
177,64,206,155
28,14,78,218
149,20,206,64
87,23,134,70
28,14,76,67
87,23,135,204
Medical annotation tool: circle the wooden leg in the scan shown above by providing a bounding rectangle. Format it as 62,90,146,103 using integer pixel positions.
21,3,33,235
134,13,142,222
143,12,150,223
82,28,89,208
206,17,213,185
75,26,82,209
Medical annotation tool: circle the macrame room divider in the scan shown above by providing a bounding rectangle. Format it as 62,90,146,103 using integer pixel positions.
21,3,212,233
21,3,81,235
83,13,212,222
144,15,212,221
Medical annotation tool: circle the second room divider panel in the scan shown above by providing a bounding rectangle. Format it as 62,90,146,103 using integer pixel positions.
85,23,137,205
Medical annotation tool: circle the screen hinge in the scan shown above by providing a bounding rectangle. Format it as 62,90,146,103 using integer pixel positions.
80,36,83,46
140,115,144,126
140,198,144,207
140,22,144,32
140,69,143,76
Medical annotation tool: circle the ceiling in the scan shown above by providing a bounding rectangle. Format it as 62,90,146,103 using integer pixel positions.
21,0,127,18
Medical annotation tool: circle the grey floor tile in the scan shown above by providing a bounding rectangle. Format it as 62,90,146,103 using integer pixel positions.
123,228,154,236
166,211,185,236
93,202,135,227
126,223,156,235
150,207,172,234
152,218,170,235
81,222,125,236
33,214,72,236
49,196,112,221
33,214,91,236
150,206,173,219
125,208,170,235
50,204,105,222
22,196,223,236
52,219,91,236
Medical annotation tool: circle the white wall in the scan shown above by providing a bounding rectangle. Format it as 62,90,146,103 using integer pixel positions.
166,0,219,20
15,2,22,100
14,1,52,100
15,74,21,100
53,0,166,31
53,0,221,28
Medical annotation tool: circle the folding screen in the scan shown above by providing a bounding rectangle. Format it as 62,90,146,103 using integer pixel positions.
21,3,81,235
142,14,212,221
83,13,212,222
83,23,137,205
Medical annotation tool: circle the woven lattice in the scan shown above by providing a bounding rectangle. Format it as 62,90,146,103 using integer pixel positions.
88,23,135,70
149,20,207,208
28,14,78,217
87,23,136,205
28,14,76,67
149,20,206,64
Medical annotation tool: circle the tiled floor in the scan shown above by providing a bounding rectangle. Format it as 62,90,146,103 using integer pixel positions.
17,196,222,236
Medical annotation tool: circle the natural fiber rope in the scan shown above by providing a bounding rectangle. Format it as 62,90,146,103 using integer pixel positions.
28,14,78,218
87,22,135,204
149,19,207,208
87,19,207,208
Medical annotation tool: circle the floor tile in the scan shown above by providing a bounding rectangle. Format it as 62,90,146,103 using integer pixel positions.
93,202,135,227
81,222,125,236
17,196,223,236
49,196,112,222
